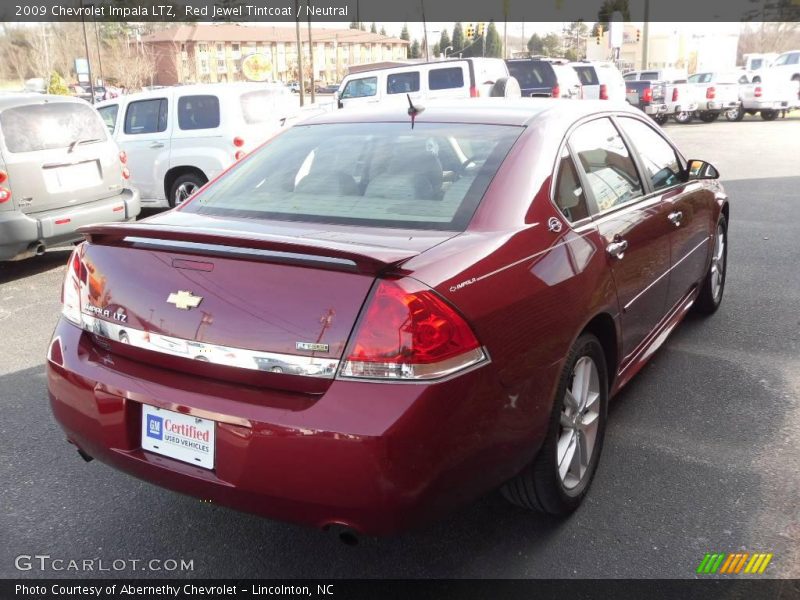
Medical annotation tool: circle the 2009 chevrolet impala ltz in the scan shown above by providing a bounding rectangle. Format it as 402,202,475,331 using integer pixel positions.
47,99,728,536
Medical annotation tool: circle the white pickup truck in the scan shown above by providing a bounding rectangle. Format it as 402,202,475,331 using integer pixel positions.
726,70,800,121
684,72,741,123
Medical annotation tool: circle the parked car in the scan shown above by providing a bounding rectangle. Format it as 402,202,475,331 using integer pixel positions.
506,58,582,98
316,84,340,95
336,58,520,109
623,69,695,123
570,61,626,101
0,94,139,261
625,79,669,124
766,49,800,85
730,70,800,121
68,84,92,103
48,99,729,536
96,83,323,208
685,72,741,123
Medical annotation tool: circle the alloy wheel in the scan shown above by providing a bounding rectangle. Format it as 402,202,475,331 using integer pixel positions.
557,356,601,490
710,224,726,301
174,181,199,205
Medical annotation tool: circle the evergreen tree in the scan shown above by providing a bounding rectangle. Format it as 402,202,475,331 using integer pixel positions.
486,22,502,57
452,22,464,54
400,23,410,41
360,23,366,31
410,39,421,58
349,20,358,29
433,43,440,57
438,29,451,54
380,26,387,36
527,33,544,55
370,22,377,34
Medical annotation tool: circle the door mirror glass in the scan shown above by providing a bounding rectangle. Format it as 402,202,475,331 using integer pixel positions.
686,159,719,180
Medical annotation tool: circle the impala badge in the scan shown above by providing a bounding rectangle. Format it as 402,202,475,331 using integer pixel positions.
167,290,203,310
548,217,563,233
296,342,329,352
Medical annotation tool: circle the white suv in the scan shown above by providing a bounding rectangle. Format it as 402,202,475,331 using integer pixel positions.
570,61,626,101
96,83,321,208
336,58,520,109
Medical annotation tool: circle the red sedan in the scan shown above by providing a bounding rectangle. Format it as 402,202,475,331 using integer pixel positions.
47,99,728,537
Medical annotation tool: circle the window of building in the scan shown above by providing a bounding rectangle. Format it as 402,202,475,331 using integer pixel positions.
178,95,220,130
217,59,226,72
198,44,208,53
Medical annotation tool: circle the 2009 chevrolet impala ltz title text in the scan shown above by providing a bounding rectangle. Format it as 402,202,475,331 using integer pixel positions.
47,99,729,536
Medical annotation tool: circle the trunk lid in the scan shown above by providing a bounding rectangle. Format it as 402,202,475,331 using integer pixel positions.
0,99,124,214
74,215,456,393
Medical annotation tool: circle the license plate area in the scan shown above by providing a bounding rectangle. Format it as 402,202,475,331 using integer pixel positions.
43,160,101,193
141,405,215,469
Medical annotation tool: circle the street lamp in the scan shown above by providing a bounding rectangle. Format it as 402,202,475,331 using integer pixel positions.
444,45,453,58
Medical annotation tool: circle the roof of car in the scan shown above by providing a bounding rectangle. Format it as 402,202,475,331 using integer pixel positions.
95,82,289,107
0,93,86,111
300,98,641,128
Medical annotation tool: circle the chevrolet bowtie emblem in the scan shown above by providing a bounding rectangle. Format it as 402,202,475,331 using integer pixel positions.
166,290,203,310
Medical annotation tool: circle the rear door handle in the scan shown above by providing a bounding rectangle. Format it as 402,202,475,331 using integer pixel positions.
606,239,629,259
668,211,683,226
149,142,165,149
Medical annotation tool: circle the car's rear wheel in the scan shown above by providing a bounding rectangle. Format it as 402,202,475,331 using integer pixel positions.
725,106,744,121
501,333,608,515
698,111,719,123
674,111,693,124
694,214,728,315
652,114,668,125
760,109,778,121
169,173,206,208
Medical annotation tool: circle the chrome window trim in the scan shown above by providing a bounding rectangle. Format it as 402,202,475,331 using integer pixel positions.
76,313,339,378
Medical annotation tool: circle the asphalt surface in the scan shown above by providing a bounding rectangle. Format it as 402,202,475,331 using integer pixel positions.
1,113,799,580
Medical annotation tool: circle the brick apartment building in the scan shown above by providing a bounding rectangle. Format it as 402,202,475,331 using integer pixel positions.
142,24,410,86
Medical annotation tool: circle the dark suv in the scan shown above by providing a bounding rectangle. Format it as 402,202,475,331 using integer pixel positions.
506,58,582,99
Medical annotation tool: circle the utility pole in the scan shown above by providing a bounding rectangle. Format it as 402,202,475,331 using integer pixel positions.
294,0,304,106
421,0,430,61
93,17,105,89
641,0,650,69
306,0,315,102
79,0,95,103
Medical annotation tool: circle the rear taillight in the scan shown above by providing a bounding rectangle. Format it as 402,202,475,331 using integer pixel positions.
233,136,245,147
0,187,10,204
706,86,716,99
643,87,653,103
0,170,7,184
551,85,560,98
235,150,246,161
119,151,127,164
672,87,679,102
599,84,609,100
121,167,130,180
754,86,762,98
469,86,479,98
62,246,85,326
339,279,487,381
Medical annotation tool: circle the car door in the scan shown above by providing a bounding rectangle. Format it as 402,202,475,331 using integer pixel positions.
615,116,716,310
568,117,675,360
116,96,171,201
427,64,471,99
338,75,380,109
385,70,423,105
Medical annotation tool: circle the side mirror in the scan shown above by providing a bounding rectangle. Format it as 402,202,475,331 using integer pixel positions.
686,159,719,180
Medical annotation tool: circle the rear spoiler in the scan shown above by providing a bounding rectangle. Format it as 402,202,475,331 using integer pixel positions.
78,222,419,275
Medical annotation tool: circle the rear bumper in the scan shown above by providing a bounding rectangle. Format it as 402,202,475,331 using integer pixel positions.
672,102,698,113
743,100,789,111
697,100,740,112
644,103,668,115
46,318,551,535
0,189,140,261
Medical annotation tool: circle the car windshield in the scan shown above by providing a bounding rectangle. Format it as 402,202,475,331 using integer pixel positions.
506,62,552,88
184,122,524,231
0,101,107,153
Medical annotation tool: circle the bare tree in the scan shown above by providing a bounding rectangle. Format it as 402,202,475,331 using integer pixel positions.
737,23,800,63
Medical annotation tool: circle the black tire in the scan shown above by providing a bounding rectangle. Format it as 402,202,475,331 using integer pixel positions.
760,109,778,121
674,111,693,124
490,76,521,98
725,106,745,121
168,173,206,208
694,214,728,315
698,111,719,123
652,114,668,125
501,333,609,515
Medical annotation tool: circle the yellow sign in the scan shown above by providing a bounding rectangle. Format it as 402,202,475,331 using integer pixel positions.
241,53,273,82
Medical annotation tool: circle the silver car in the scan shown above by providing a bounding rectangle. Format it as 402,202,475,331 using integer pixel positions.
0,94,140,261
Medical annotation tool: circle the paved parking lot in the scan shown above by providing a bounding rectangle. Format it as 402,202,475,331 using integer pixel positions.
1,115,799,579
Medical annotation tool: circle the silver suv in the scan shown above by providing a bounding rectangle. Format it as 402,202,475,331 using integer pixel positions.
0,94,140,261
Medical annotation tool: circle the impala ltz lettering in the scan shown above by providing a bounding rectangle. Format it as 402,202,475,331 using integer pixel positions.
85,304,127,323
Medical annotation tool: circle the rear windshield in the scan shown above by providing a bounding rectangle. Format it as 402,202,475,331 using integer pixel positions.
240,89,292,125
506,62,554,88
0,101,107,153
573,66,599,85
688,73,713,84
184,122,523,231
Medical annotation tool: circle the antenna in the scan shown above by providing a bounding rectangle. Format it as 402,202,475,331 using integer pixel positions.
407,93,424,129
